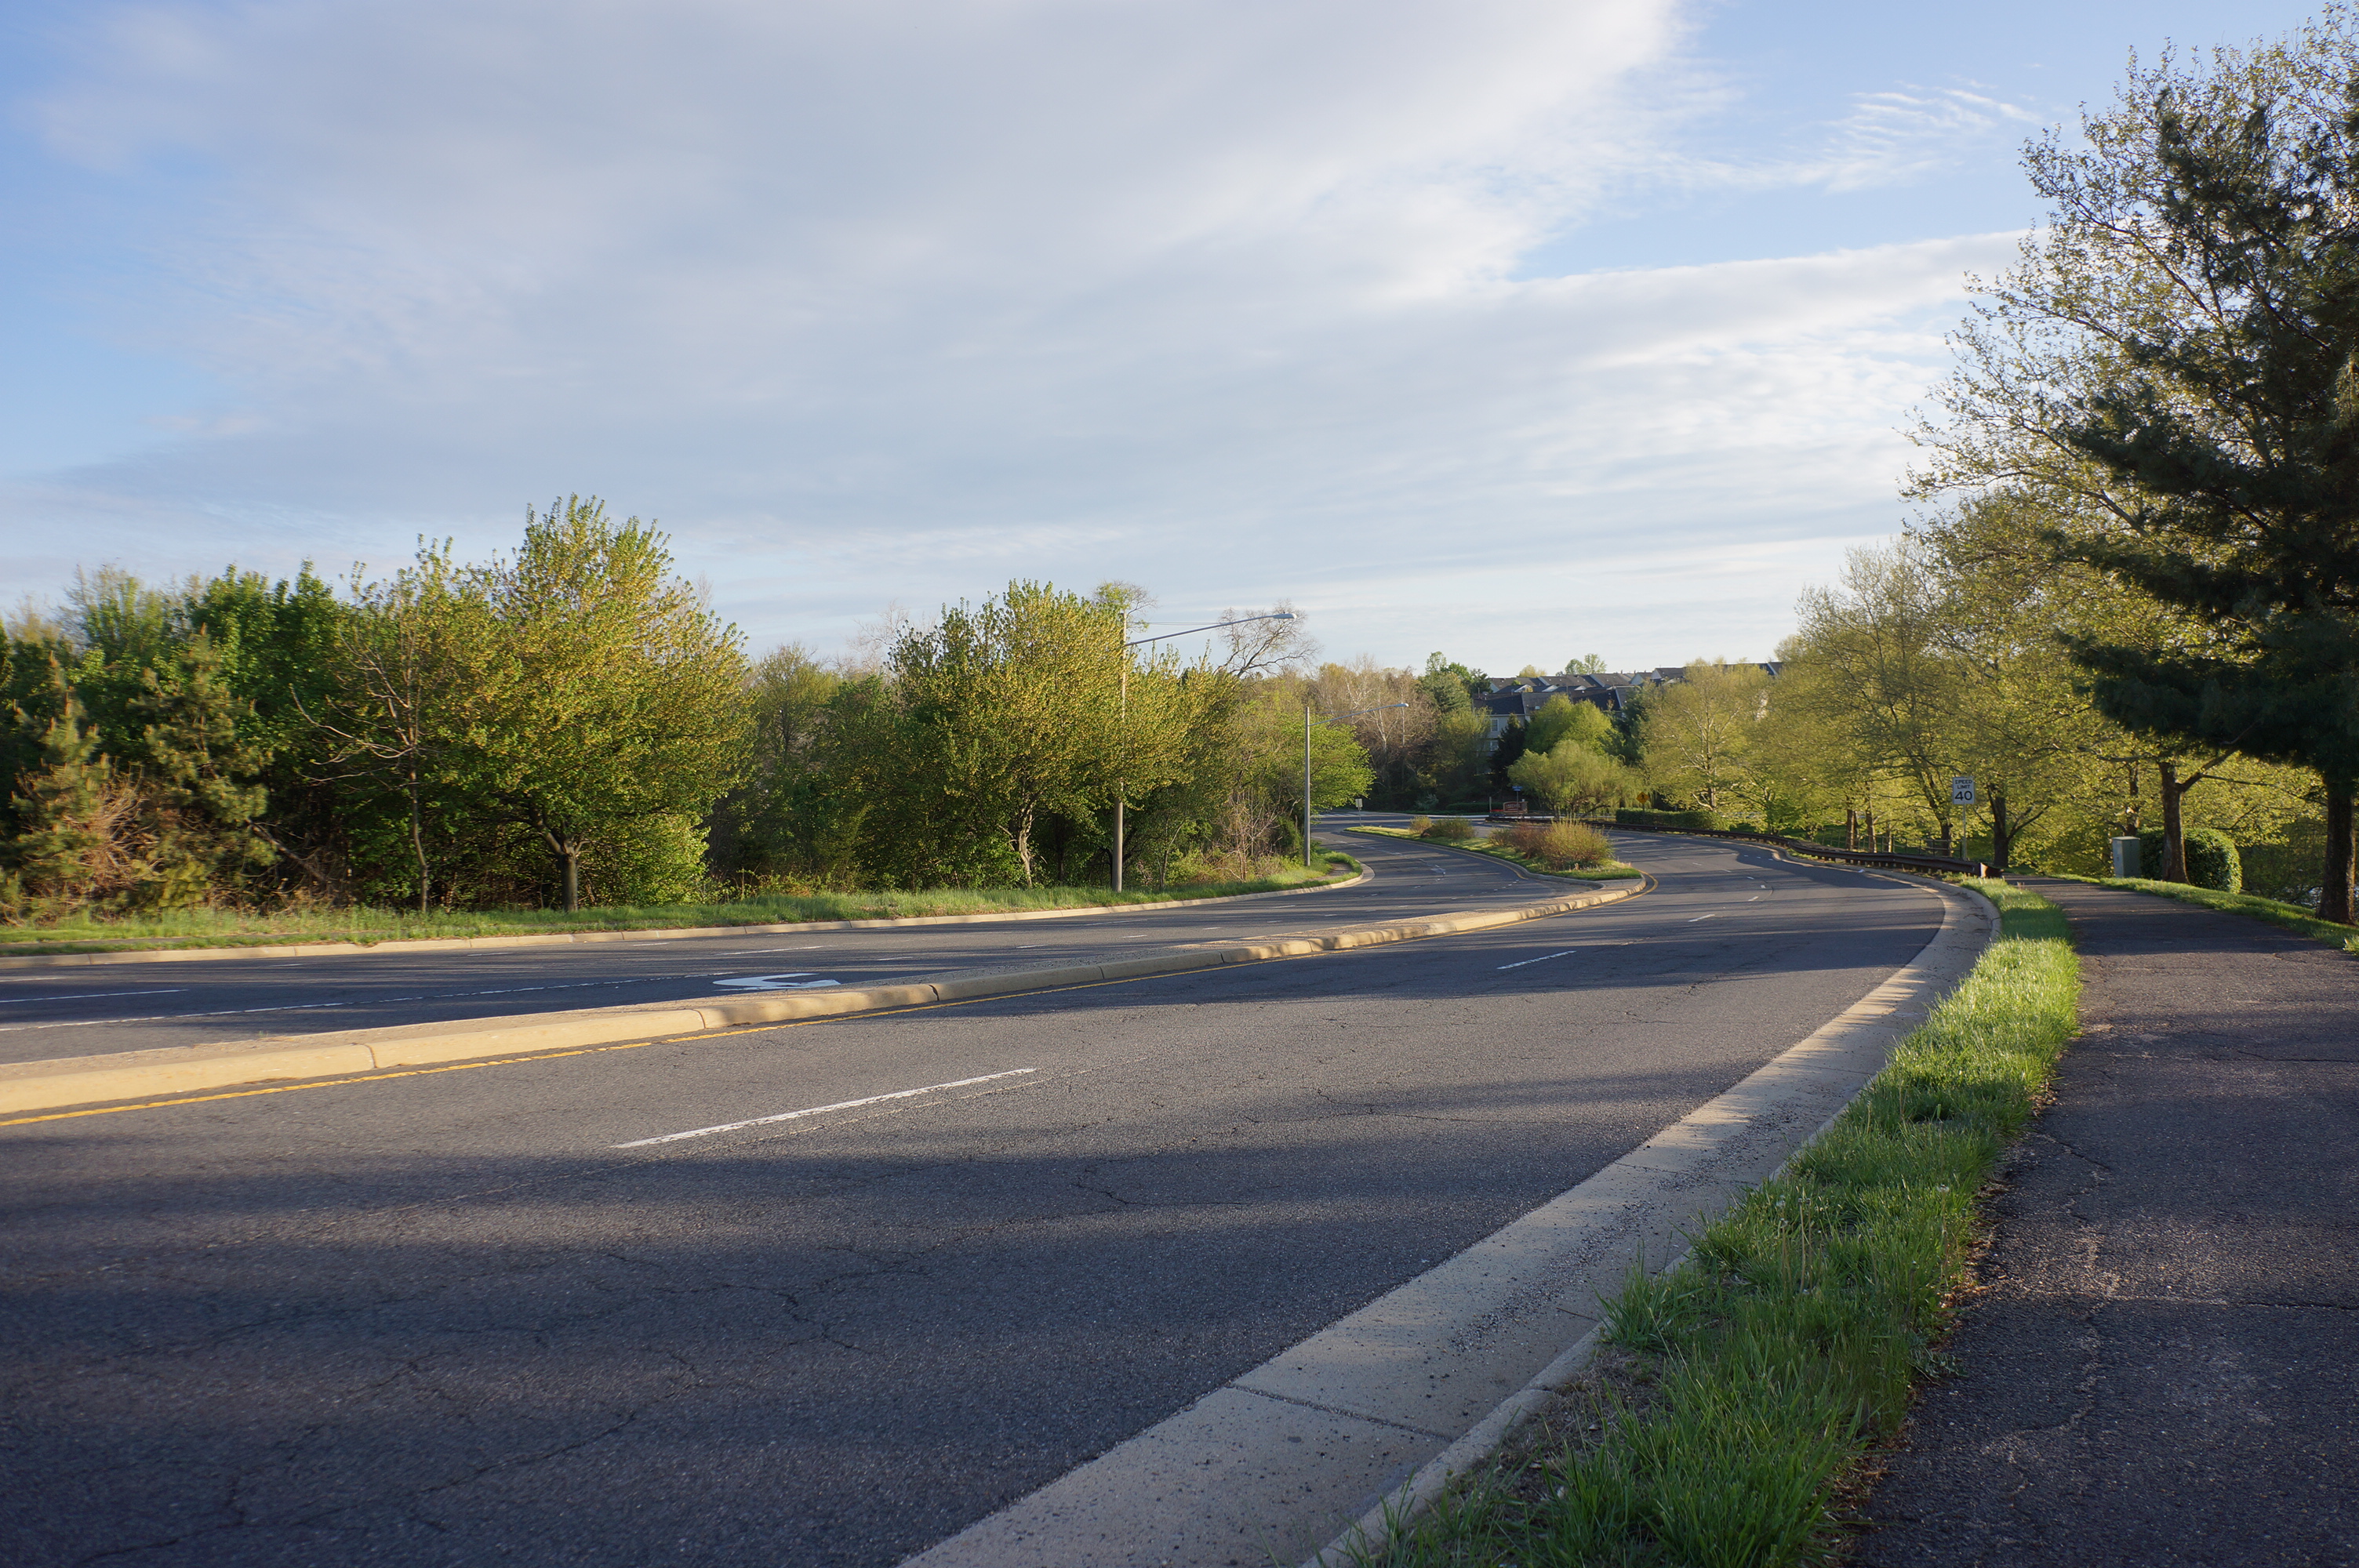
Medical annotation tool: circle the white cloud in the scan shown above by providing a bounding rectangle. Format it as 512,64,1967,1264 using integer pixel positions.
5,0,2018,670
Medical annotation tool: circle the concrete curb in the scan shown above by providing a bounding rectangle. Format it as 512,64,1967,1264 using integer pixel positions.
894,873,1995,1568
1296,874,1999,1568
0,877,1627,1117
0,868,1372,972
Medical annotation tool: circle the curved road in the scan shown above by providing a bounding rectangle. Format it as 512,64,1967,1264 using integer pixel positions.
0,827,1943,1567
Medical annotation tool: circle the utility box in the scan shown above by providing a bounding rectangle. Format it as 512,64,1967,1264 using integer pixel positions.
2110,836,2141,879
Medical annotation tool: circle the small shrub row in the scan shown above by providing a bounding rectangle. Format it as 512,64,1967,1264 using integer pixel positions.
1416,815,1478,841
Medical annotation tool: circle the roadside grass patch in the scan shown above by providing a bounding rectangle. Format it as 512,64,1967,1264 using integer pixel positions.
2048,872,2359,953
0,857,1359,958
1352,826,1641,883
1349,880,2077,1567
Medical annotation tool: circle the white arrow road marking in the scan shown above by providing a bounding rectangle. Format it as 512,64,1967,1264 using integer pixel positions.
615,1068,1039,1148
712,974,844,990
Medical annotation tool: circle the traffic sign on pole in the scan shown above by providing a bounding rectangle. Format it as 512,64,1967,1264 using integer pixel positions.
1950,776,1976,805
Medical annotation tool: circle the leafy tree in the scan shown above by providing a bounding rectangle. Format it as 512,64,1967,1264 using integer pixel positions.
874,581,1146,886
453,497,751,911
711,644,860,888
1638,660,1768,814
1565,653,1611,674
1525,694,1612,757
1508,742,1632,817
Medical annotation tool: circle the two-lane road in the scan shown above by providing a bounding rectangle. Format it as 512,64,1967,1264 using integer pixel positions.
0,829,1943,1567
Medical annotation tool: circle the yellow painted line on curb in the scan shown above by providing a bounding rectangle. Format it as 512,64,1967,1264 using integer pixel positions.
0,877,1656,1131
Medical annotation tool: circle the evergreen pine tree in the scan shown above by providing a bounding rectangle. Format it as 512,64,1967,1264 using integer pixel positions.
3,664,121,916
1933,31,2359,920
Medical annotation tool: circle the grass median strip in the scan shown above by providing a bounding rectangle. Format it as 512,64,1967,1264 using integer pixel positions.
1350,826,1640,882
1346,878,2077,1567
0,859,1361,958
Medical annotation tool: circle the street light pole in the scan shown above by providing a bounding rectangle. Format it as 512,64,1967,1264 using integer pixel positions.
1304,702,1408,869
1113,611,1295,892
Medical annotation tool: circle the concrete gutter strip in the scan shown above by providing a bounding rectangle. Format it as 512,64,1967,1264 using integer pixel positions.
0,880,1629,1116
896,874,1995,1568
0,869,1372,972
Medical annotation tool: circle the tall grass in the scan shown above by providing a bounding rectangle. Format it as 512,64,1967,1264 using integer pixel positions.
1358,880,2077,1567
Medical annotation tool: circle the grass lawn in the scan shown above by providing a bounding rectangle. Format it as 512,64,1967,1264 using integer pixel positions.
2044,872,2359,953
1350,825,1641,882
0,853,1361,958
1351,879,2079,1566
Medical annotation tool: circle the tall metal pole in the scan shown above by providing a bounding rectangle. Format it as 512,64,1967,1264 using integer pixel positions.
1114,666,1126,892
1303,702,1314,869
1303,702,1408,871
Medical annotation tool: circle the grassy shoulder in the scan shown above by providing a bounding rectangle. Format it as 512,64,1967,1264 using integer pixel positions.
1350,825,1641,882
2045,872,2359,953
1357,879,2079,1567
0,854,1362,958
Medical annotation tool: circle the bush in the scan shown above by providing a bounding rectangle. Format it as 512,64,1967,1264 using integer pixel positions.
1497,819,1615,869
1422,815,1477,841
1408,815,1434,836
2135,826,2244,891
1616,807,1728,832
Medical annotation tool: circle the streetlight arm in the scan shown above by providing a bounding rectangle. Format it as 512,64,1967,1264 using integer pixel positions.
1111,609,1295,892
1125,612,1294,648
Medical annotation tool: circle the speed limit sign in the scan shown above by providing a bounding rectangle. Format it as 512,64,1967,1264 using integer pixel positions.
1951,776,1976,805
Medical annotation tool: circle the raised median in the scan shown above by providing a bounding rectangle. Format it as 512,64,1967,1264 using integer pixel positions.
0,878,1641,1118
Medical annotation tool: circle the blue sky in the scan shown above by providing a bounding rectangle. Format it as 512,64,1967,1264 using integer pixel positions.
0,0,2320,672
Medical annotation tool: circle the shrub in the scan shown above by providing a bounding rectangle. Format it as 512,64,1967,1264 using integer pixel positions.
2135,826,2244,891
1422,815,1477,841
1538,821,1614,868
1408,815,1434,836
1497,819,1615,869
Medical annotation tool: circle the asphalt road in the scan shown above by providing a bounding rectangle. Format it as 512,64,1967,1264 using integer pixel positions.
0,829,1941,1567
0,815,1556,1066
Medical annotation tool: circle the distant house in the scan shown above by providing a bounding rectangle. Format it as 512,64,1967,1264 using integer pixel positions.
1477,665,1781,753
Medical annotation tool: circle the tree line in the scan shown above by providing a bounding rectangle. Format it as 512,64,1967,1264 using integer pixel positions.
1,514,1398,920
1586,17,2355,913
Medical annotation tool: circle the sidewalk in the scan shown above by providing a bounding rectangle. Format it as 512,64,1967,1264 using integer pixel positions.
1857,878,2358,1566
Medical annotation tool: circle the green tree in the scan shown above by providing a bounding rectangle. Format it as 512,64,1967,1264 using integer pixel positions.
118,630,275,908
1919,16,2359,916
456,497,752,911
1638,660,1768,814
2,667,125,916
1508,742,1632,817
1525,693,1612,757
876,581,1152,886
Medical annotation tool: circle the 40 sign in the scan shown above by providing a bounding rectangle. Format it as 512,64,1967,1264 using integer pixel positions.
1950,776,1976,806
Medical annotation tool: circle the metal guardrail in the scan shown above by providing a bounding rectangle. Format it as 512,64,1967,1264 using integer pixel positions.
1485,814,1989,879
